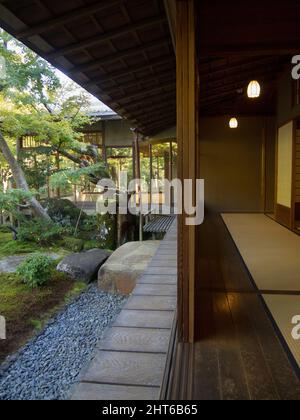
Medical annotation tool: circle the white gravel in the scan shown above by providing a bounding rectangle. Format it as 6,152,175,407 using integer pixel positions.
0,285,126,400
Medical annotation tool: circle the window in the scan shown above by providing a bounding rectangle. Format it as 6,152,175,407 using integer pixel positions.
22,135,37,149
83,132,103,147
292,79,300,107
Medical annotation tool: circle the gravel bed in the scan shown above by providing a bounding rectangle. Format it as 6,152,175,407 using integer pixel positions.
0,285,126,400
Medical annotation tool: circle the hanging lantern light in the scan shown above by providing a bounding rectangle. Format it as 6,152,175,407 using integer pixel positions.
247,80,261,98
229,117,238,128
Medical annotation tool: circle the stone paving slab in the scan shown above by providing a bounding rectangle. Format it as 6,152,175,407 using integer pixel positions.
149,260,177,268
138,274,177,284
124,295,177,311
97,327,170,353
133,284,177,296
145,267,177,276
113,310,174,329
82,351,166,387
71,220,177,400
71,383,159,400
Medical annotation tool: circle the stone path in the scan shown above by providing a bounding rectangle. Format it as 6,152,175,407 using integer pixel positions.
71,221,178,400
0,253,61,273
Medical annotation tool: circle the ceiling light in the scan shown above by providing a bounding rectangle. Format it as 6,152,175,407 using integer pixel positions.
229,117,238,128
247,80,261,98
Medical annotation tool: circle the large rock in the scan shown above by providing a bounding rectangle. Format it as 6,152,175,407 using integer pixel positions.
98,241,160,295
57,249,110,283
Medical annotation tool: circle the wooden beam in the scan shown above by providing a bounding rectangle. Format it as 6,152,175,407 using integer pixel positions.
139,119,176,133
164,0,177,50
104,70,175,95
137,112,176,125
201,43,300,57
46,15,167,59
68,38,172,75
116,92,175,111
200,58,283,83
84,56,175,88
131,103,176,118
113,82,175,104
177,0,197,343
16,0,126,39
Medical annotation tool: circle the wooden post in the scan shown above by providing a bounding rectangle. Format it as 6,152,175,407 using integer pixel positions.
134,130,143,241
177,0,198,343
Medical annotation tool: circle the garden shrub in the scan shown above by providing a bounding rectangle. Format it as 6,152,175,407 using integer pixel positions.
18,219,64,245
0,225,10,233
43,198,87,227
0,240,39,257
83,240,101,251
63,237,84,252
17,254,54,288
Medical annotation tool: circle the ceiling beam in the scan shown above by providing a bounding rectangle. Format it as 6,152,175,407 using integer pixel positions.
84,56,175,87
141,119,176,134
117,92,175,112
130,103,176,118
46,15,167,60
164,0,176,50
68,38,172,75
113,82,175,104
104,72,175,95
200,71,280,104
200,57,284,83
16,0,126,39
201,42,300,57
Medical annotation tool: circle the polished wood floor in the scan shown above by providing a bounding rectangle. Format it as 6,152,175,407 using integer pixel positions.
167,214,300,400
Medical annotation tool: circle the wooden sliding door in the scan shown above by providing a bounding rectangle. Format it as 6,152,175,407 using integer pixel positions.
176,0,199,343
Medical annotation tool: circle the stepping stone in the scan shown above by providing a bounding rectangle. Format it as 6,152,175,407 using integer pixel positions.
133,284,177,296
113,310,174,329
82,351,166,387
98,241,160,294
124,295,177,311
97,327,170,353
71,383,159,401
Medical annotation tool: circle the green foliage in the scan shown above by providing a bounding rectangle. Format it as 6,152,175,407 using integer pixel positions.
0,225,10,233
49,163,108,191
0,239,39,257
63,236,84,252
43,198,86,227
83,240,102,251
0,188,32,218
18,219,64,245
17,254,54,288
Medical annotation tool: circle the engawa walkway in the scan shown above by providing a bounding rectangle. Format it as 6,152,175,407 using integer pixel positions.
71,221,177,400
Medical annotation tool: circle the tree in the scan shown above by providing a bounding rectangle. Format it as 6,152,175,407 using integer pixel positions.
0,29,107,220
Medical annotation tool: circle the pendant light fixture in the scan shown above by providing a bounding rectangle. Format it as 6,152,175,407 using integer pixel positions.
247,80,261,98
229,117,238,129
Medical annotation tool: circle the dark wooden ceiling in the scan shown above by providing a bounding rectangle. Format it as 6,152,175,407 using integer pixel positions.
198,56,288,116
0,0,176,135
197,0,299,116
0,0,299,126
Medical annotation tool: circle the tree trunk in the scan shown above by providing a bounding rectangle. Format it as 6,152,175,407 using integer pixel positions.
0,131,51,221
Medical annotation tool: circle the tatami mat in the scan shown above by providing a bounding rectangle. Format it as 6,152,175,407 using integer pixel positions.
221,214,300,292
221,213,300,368
263,295,300,367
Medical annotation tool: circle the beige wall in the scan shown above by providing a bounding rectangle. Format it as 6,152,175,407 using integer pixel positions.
277,70,300,126
199,116,276,213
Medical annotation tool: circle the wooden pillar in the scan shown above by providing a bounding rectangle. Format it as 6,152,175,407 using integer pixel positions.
177,0,198,343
